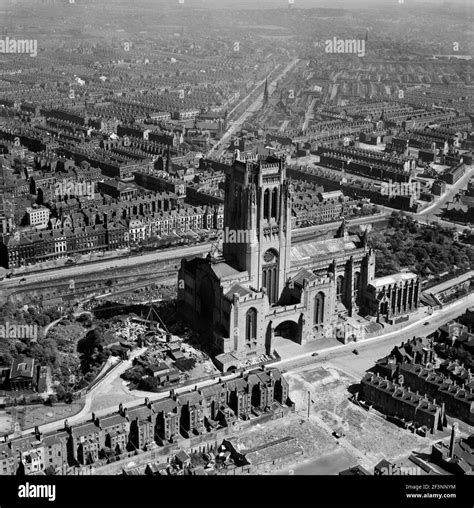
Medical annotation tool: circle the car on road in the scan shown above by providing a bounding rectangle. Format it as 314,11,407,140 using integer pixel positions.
352,349,359,355
424,321,430,326
333,431,345,439
20,278,26,283
312,352,319,357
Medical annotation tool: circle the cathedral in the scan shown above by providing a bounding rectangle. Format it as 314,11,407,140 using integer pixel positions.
178,153,420,371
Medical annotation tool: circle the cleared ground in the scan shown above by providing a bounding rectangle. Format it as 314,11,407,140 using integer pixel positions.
1,402,84,432
278,365,452,475
0,412,12,434
224,364,437,475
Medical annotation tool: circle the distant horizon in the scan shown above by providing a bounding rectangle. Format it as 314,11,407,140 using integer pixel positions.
1,0,473,9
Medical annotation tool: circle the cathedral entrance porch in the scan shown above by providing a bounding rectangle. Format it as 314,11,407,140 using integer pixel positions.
267,317,303,359
274,320,300,343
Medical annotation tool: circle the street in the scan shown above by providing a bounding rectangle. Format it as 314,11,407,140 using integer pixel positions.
207,58,300,159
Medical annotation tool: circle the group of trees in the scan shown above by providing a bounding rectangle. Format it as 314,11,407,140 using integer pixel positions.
77,327,113,380
0,303,62,330
369,213,473,278
122,365,146,387
137,376,162,392
0,302,117,401
0,304,63,366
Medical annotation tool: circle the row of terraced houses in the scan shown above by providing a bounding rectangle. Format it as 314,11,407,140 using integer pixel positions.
0,368,293,475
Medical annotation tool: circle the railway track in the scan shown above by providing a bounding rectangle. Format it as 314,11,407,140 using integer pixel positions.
6,269,178,302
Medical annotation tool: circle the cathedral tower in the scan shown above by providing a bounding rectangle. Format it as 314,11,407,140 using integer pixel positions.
223,154,292,305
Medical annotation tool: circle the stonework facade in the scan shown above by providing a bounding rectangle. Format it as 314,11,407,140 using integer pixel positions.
178,154,420,371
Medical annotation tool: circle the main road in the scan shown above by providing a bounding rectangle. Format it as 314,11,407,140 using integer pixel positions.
207,58,300,159
417,164,474,218
377,163,474,233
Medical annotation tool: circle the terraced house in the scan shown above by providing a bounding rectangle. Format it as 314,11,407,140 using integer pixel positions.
0,367,292,475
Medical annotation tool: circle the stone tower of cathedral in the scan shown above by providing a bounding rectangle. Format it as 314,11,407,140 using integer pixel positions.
223,153,291,304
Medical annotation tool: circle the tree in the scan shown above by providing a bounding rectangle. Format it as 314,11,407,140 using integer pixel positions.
45,395,57,405
139,376,160,392
34,314,51,327
44,466,57,476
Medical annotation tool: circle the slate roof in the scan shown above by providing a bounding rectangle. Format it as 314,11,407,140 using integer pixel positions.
10,356,35,380
224,284,253,301
210,261,242,280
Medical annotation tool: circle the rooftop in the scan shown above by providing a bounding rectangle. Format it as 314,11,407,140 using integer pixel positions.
371,272,418,288
291,236,360,262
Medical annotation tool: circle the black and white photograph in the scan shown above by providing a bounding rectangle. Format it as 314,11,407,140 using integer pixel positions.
0,0,472,506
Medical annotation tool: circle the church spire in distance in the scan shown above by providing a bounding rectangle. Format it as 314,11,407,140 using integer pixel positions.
263,78,269,106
